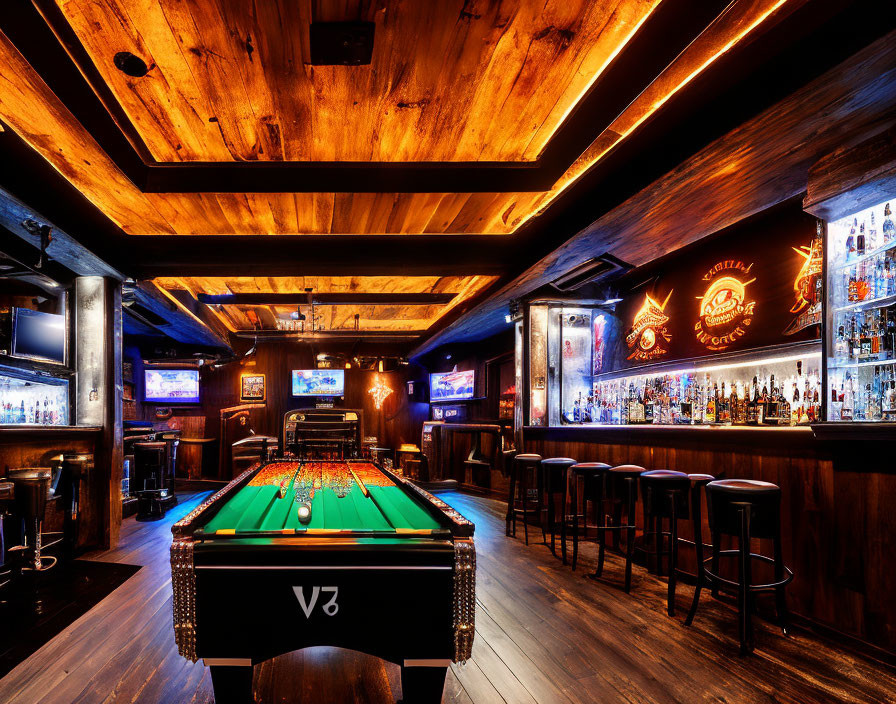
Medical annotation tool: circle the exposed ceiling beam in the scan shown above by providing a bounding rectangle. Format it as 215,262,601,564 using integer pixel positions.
196,292,456,306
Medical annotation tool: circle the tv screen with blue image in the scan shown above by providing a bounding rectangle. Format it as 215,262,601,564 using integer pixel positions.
430,370,475,401
292,369,345,397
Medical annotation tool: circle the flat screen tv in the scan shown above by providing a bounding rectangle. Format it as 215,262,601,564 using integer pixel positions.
292,369,344,397
430,370,475,401
11,307,66,365
144,368,200,404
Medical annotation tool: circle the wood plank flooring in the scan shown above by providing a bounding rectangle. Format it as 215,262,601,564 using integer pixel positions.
1,491,894,703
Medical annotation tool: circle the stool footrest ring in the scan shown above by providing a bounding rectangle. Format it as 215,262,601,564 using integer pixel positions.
702,552,794,591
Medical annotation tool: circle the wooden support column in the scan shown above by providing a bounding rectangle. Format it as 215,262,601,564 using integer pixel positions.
74,276,123,548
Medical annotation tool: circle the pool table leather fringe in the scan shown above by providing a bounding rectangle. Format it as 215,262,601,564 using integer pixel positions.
453,538,476,664
170,537,197,662
170,464,260,663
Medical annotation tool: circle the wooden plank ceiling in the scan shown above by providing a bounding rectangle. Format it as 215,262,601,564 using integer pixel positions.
0,0,805,235
153,275,498,332
56,0,656,163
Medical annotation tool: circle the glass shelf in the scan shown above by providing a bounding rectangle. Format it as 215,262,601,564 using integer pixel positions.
830,237,896,272
832,292,896,314
829,357,896,369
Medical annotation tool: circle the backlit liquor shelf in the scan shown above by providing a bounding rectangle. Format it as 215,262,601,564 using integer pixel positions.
524,198,896,431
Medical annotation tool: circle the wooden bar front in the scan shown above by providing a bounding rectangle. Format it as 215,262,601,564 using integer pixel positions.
523,424,896,659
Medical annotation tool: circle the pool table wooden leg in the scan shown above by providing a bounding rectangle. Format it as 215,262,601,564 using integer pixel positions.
209,664,253,704
399,664,448,703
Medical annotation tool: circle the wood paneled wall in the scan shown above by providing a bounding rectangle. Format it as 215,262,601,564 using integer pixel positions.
523,427,896,658
196,341,429,473
415,329,515,494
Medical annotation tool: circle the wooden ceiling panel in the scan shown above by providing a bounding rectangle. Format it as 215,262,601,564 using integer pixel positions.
152,275,498,332
53,0,660,163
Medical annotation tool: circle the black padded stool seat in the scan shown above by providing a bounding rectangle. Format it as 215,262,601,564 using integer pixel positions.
541,458,577,562
10,468,56,572
702,479,793,654
506,454,543,544
567,463,611,570
593,464,645,592
688,474,715,483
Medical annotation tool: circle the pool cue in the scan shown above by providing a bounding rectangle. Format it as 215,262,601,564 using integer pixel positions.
350,469,395,529
349,468,369,497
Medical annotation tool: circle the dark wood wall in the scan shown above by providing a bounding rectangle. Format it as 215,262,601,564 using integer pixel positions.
415,329,515,494
193,341,429,474
523,426,896,659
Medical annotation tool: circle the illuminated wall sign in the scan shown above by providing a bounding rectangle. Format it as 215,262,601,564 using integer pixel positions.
625,291,673,361
784,227,823,335
694,260,756,351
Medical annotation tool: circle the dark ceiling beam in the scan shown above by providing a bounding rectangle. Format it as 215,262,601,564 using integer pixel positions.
2,0,149,186
3,0,726,194
196,292,456,306
232,330,426,340
0,187,123,279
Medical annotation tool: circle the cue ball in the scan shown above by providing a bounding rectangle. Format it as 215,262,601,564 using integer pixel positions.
297,503,312,524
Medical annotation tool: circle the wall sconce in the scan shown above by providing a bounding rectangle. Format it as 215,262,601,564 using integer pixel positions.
368,373,392,410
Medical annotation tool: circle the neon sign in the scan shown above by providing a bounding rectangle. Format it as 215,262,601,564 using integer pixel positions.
784,228,823,335
695,259,756,351
368,374,392,410
626,291,673,361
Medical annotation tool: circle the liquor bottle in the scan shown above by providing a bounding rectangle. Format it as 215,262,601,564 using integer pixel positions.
884,203,895,245
728,382,740,424
848,270,858,302
834,325,848,360
857,221,866,257
876,257,887,299
705,382,716,423
868,212,878,252
887,257,895,297
746,377,758,425
778,382,791,426
846,218,856,261
841,376,853,421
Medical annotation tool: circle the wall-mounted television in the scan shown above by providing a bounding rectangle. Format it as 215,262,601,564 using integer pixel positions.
430,370,475,402
292,369,344,397
144,368,200,404
11,307,66,365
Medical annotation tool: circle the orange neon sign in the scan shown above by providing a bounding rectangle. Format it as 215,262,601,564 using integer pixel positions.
695,260,756,351
626,291,673,361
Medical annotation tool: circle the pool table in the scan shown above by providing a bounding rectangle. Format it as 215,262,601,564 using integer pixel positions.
170,459,475,703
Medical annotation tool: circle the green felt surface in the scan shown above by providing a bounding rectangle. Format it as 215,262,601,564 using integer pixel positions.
203,472,442,534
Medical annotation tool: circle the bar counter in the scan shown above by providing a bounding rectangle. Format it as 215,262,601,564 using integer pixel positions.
521,422,896,660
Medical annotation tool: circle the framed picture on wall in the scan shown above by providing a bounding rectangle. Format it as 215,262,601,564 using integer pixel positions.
240,373,266,402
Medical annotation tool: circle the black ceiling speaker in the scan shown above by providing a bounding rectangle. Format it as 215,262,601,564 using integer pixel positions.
310,22,375,66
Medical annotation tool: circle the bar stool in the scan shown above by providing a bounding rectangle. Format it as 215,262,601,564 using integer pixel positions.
9,468,57,572
639,470,690,614
702,479,793,654
506,453,542,544
566,462,611,570
683,473,715,625
593,464,644,592
134,441,168,520
540,457,577,562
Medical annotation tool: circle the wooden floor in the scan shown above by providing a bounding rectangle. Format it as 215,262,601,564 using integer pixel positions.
1,491,894,704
